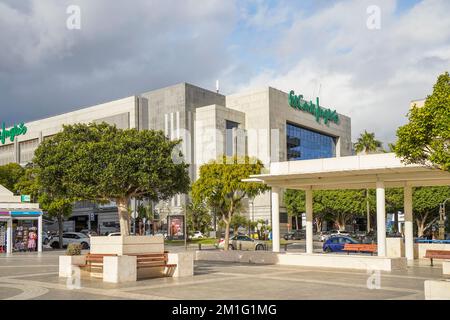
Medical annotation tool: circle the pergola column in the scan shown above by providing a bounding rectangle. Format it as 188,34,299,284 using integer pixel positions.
305,187,313,254
38,215,43,253
404,184,414,261
376,180,386,256
271,187,280,252
6,219,12,254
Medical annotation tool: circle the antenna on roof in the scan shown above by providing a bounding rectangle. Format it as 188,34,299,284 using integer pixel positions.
216,80,219,93
318,83,322,99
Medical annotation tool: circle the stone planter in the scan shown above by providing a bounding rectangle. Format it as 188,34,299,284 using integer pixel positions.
90,235,164,255
167,252,194,277
386,237,404,258
425,280,450,300
103,255,137,283
443,261,450,276
59,255,86,277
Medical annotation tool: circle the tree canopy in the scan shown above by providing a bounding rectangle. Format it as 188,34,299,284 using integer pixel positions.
192,156,268,250
33,122,190,235
15,164,74,248
0,163,25,192
395,71,450,171
354,130,383,155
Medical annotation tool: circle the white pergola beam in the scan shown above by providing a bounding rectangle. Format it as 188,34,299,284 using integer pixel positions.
258,171,450,189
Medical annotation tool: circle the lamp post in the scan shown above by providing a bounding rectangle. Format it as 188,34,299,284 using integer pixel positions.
439,198,449,240
249,197,255,238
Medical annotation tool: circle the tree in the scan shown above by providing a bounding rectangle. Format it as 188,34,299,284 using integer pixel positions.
185,201,212,236
33,123,190,236
354,130,384,231
395,72,450,171
284,189,303,230
413,186,450,237
136,203,154,235
354,130,383,155
192,156,268,251
0,163,25,192
284,189,365,232
314,190,366,230
14,164,74,249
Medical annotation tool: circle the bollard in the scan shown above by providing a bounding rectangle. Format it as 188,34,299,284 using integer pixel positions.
239,243,242,250
284,243,288,252
198,243,202,251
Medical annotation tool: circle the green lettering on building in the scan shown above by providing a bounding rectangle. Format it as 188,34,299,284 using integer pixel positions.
0,122,28,145
288,90,339,125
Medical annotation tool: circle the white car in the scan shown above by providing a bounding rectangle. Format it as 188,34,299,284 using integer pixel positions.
49,232,90,249
191,231,204,239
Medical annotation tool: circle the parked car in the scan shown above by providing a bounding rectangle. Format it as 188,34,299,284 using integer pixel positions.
283,229,306,240
80,229,98,237
323,235,359,253
191,231,204,239
217,235,266,251
154,231,168,239
329,230,351,237
41,231,52,245
48,232,91,249
319,231,331,242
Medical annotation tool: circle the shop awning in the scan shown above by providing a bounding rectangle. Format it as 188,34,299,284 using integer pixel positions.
0,210,43,218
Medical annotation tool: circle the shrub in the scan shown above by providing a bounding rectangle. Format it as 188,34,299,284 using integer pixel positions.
66,243,82,256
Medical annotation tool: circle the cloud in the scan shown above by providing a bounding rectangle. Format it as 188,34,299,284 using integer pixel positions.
0,0,448,147
235,0,450,145
0,0,237,123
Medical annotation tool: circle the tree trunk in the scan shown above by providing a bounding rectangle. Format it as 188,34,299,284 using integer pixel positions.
417,219,425,238
57,214,64,249
295,216,299,230
117,197,131,236
366,189,371,232
224,220,231,251
316,218,323,233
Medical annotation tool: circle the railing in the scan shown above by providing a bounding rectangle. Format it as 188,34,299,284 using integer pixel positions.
415,239,450,244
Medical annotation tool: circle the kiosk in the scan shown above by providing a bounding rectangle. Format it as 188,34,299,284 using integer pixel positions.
0,184,43,254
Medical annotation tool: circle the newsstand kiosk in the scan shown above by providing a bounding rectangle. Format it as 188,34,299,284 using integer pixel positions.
0,184,43,254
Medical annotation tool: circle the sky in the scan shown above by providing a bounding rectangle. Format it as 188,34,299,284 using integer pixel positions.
0,0,449,145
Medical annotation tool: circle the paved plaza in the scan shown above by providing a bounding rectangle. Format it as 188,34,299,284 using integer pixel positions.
0,250,445,300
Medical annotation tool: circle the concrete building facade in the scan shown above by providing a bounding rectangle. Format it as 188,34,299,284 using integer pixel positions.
0,83,351,234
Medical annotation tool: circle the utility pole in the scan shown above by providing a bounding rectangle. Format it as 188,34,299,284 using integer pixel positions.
439,198,449,240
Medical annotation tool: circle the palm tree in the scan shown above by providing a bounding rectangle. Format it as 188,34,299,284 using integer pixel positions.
354,130,383,155
354,131,383,232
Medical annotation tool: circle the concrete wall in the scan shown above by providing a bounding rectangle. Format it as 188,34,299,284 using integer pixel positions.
195,251,407,271
417,243,450,260
0,96,137,166
194,104,246,174
141,83,225,215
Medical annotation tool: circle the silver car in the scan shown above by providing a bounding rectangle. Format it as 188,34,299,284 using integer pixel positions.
218,235,266,251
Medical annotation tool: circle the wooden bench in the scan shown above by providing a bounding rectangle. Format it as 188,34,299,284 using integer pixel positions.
79,253,117,278
80,252,177,279
424,250,450,266
130,252,176,269
342,243,378,256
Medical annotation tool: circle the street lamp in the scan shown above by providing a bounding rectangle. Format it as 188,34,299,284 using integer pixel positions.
439,198,449,240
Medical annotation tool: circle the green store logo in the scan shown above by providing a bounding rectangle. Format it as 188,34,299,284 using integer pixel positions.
288,90,340,125
0,122,28,145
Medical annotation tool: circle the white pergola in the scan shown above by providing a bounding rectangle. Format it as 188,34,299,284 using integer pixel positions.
248,153,450,260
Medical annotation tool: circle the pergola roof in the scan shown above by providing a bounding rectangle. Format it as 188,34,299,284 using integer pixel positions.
248,153,450,190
